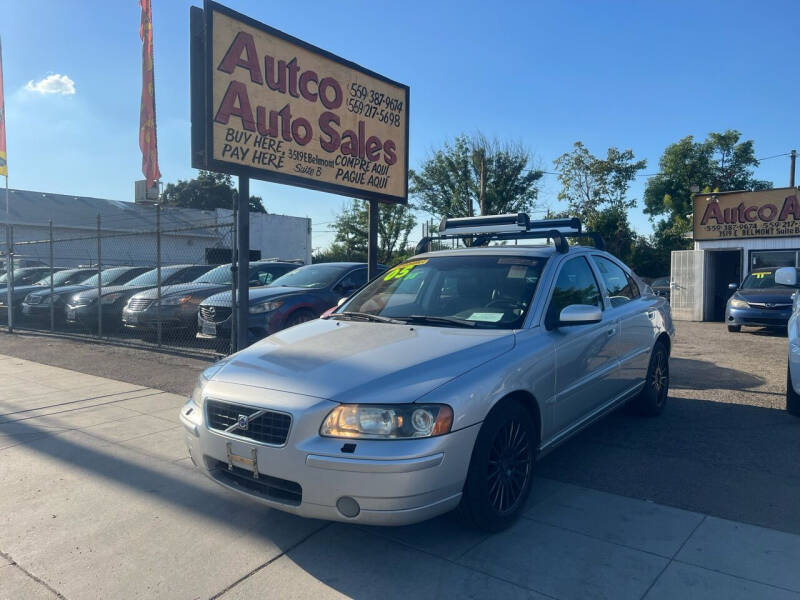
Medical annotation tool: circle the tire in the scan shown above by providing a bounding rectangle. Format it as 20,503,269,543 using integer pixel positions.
787,361,800,417
459,398,536,532
285,309,316,328
629,341,669,417
727,325,741,333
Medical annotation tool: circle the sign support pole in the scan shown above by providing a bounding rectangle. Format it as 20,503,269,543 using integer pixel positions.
5,175,11,333
236,176,250,351
790,149,796,187
368,199,378,280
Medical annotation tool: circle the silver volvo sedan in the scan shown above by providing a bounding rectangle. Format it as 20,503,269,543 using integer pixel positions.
180,216,674,531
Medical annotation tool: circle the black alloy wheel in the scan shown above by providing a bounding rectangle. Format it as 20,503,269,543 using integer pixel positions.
286,309,316,328
629,341,669,416
459,399,536,531
487,419,533,514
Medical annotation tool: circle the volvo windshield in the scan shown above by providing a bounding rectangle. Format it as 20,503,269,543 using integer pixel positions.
339,255,546,329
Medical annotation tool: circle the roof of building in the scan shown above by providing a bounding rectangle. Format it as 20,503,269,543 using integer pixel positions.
4,188,223,233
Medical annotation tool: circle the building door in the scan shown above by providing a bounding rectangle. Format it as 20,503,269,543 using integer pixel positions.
670,250,704,321
707,250,742,321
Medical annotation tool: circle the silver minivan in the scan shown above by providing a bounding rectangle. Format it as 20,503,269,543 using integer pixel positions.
180,216,673,530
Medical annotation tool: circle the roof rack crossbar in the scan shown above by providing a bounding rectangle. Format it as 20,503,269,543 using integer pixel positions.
413,214,605,254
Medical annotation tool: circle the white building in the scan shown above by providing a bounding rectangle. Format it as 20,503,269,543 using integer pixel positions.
1,188,312,267
670,186,800,321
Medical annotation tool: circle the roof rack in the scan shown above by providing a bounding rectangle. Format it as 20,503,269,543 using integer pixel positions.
414,213,605,254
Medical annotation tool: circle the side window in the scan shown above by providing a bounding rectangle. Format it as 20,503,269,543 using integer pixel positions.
336,269,368,293
546,257,602,325
594,256,639,307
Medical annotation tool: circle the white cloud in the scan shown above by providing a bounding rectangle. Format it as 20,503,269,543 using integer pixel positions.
24,74,76,95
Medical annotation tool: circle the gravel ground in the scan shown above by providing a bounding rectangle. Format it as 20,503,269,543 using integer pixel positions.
1,320,797,534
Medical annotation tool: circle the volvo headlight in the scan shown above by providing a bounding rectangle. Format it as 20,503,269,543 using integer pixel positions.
101,293,124,305
249,300,283,314
320,404,453,439
729,297,748,309
161,295,193,306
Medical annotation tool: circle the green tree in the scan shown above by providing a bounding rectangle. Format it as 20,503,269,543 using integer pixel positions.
554,141,647,225
326,200,417,265
643,130,772,227
161,170,266,213
552,142,646,261
410,134,542,220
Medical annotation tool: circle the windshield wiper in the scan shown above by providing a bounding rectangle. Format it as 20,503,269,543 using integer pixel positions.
398,315,477,328
332,311,404,324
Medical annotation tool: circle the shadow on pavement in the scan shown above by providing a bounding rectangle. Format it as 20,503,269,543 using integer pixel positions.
537,394,800,534
670,357,766,390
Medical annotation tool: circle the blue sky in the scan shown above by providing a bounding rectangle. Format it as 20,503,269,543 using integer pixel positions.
1,0,798,250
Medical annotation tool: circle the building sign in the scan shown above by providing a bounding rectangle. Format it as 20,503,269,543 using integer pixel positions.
693,187,800,241
191,1,409,204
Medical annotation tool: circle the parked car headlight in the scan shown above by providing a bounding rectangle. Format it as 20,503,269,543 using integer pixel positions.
160,295,193,306
320,404,453,439
249,300,283,314
71,294,93,306
101,293,124,305
729,297,748,309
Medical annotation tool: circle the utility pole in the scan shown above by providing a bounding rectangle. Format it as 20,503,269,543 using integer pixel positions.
790,149,796,187
235,176,250,351
367,199,379,280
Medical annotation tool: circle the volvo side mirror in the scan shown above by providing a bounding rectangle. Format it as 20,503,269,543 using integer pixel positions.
775,267,798,287
558,304,602,326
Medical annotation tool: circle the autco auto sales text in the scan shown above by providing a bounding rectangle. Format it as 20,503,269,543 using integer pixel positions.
213,29,403,193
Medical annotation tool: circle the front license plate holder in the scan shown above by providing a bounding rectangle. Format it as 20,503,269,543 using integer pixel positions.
66,308,76,321
226,442,259,479
201,320,216,336
22,305,31,315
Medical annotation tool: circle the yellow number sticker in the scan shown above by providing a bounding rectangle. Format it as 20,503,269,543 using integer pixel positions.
752,272,770,279
384,259,428,281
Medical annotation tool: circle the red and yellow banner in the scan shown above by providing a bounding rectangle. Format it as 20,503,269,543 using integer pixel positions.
138,0,161,187
0,37,7,177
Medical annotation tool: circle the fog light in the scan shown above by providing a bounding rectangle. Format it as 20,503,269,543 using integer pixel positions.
336,496,360,518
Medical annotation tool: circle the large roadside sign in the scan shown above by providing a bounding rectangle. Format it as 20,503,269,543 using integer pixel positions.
693,187,800,241
191,1,409,204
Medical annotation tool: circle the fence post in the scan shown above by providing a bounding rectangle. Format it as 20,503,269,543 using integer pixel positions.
156,203,162,347
6,225,13,333
230,203,238,354
49,220,54,331
96,214,102,339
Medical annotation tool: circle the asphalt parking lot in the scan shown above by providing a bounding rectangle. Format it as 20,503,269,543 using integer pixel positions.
1,321,799,599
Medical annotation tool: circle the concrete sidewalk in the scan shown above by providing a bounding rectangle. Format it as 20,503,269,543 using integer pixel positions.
1,354,799,600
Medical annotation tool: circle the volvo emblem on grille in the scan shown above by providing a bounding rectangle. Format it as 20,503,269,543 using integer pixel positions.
765,303,775,308
225,409,266,434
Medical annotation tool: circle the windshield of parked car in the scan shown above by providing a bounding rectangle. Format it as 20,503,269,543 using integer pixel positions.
80,268,138,287
33,270,93,287
270,264,351,289
740,269,800,290
339,255,547,329
0,268,50,285
193,264,234,285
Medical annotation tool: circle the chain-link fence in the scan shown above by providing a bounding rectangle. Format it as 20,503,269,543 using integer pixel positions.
1,205,239,356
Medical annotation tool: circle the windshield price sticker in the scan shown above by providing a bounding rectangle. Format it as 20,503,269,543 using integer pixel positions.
383,259,428,281
752,272,770,278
